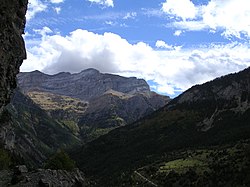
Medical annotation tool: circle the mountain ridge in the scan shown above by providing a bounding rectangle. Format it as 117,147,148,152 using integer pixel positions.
18,69,153,101
73,66,250,186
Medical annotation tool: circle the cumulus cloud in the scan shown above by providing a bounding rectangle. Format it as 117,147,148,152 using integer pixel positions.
162,0,198,20
155,40,173,50
22,29,250,96
162,0,250,39
87,0,114,7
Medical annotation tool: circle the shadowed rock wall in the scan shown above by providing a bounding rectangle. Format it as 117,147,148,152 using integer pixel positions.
0,0,28,113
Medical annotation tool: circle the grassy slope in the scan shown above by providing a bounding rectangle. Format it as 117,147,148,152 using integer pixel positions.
27,91,88,135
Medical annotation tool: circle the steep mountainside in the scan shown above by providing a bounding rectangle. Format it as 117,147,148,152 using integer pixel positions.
0,89,81,167
74,67,250,186
79,90,169,141
18,69,170,141
27,91,88,136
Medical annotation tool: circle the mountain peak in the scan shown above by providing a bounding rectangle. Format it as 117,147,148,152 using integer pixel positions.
79,68,100,75
26,70,45,75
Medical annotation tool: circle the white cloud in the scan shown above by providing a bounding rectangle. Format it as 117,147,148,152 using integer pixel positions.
171,20,208,31
105,21,115,26
50,0,64,3
26,0,64,21
162,0,198,20
33,27,53,37
87,0,114,7
174,30,182,36
142,8,165,18
22,29,250,96
155,40,173,50
123,12,137,20
26,0,47,21
201,0,250,38
162,0,250,39
54,7,61,14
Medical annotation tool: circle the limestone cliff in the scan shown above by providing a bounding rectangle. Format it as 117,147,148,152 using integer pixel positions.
18,69,151,100
0,0,28,113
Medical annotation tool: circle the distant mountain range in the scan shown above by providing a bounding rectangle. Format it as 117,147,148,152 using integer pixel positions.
17,69,170,141
73,67,250,186
18,68,154,100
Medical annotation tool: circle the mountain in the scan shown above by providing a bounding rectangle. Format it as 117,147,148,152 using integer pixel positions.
18,69,152,100
0,89,81,168
78,90,169,141
73,67,250,186
18,69,170,141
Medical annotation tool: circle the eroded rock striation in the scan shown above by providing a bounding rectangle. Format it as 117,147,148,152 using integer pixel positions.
0,0,28,113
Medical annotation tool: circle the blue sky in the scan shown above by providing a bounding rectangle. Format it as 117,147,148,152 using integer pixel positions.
22,0,250,97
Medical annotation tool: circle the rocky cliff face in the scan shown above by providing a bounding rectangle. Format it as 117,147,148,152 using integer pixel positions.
0,0,28,113
18,69,151,101
175,68,250,105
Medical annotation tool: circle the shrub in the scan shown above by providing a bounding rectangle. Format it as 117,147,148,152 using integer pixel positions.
44,150,76,171
0,148,11,170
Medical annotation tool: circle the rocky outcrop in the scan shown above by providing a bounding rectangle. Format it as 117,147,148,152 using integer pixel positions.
175,67,250,105
18,69,151,101
0,166,88,187
0,0,28,113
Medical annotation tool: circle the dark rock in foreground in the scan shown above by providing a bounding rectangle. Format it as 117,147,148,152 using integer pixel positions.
1,166,88,187
0,0,28,112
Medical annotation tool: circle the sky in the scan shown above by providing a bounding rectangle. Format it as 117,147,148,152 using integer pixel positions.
22,0,250,97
